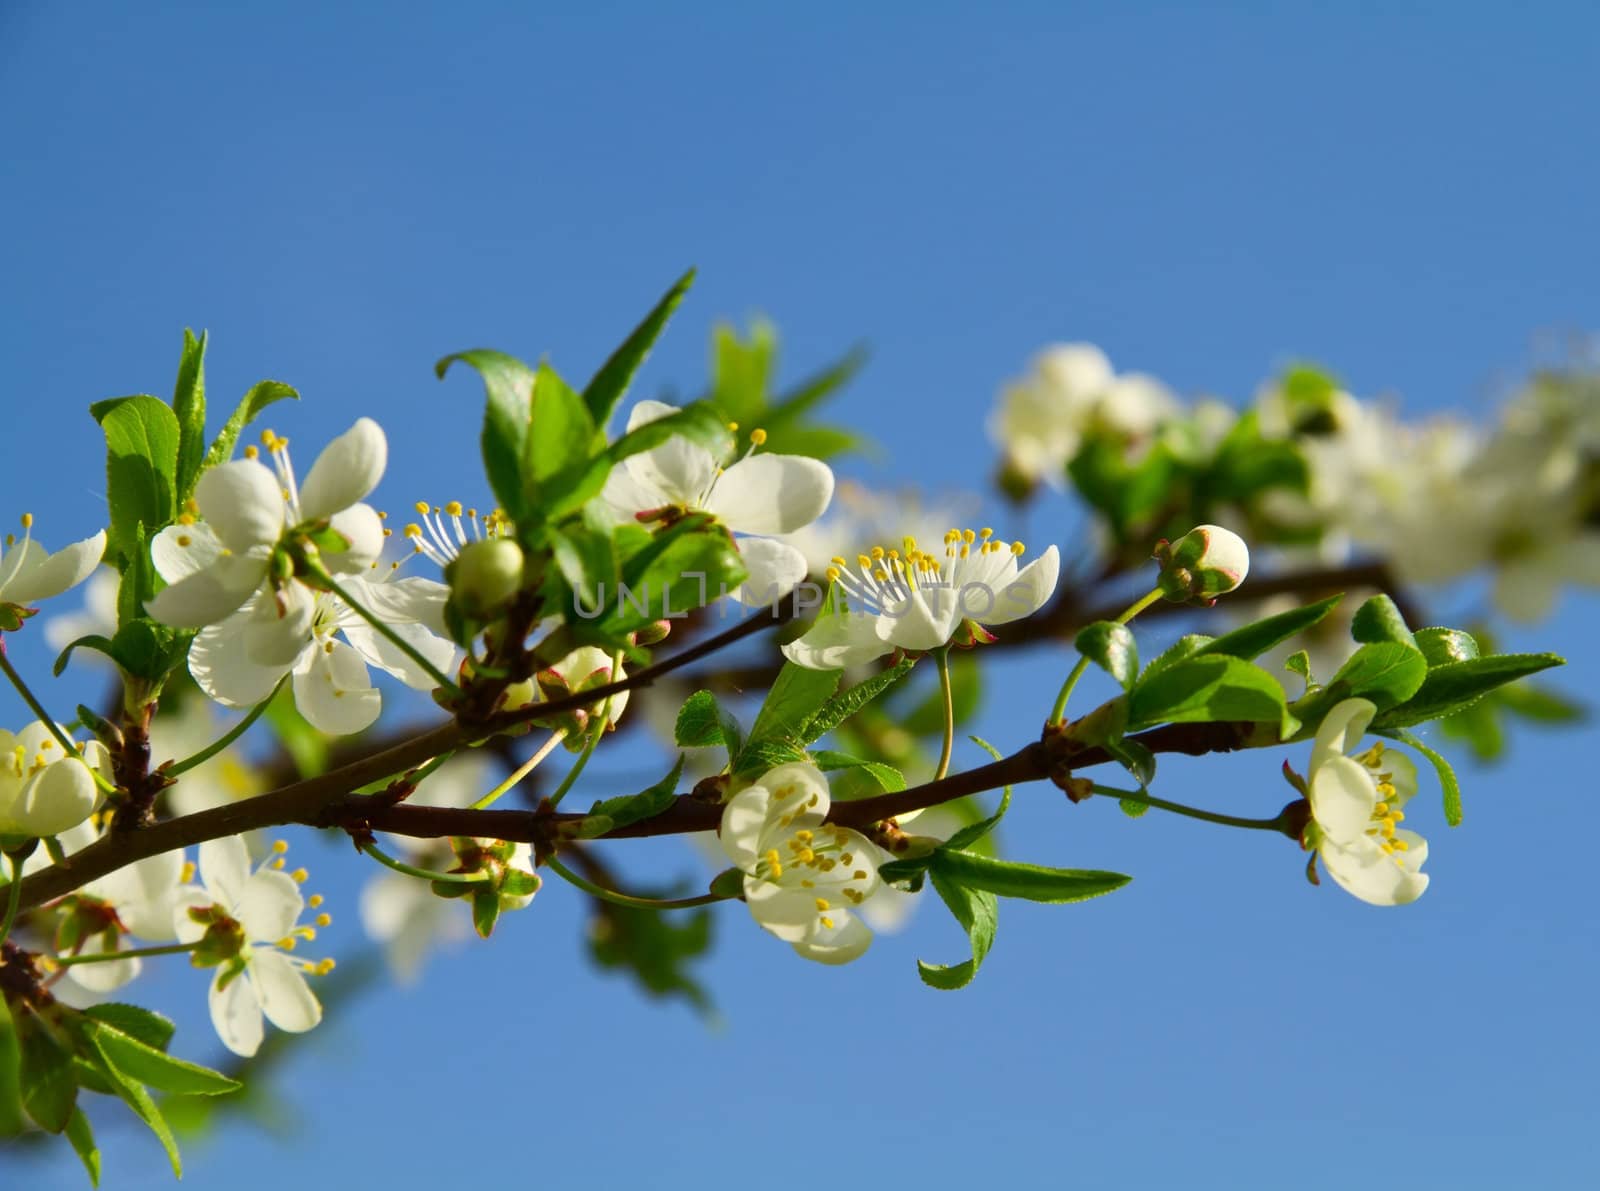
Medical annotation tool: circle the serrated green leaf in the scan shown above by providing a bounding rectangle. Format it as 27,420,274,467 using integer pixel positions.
1350,594,1415,648
1139,633,1214,681
674,690,739,750
1328,641,1428,710
1197,595,1343,662
83,1004,175,1053
801,655,916,742
589,756,685,829
808,750,906,793
201,379,298,471
583,269,695,429
918,866,998,991
18,1011,76,1133
1129,653,1292,733
1414,627,1479,666
1375,652,1565,729
931,849,1131,904
97,395,180,563
65,1106,100,1186
1076,620,1139,690
84,1032,182,1176
731,737,811,775
437,349,537,522
172,329,208,504
88,1025,239,1096
1381,728,1463,827
739,660,839,771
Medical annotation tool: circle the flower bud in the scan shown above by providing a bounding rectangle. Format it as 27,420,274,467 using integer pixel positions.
632,619,672,647
1153,524,1250,604
447,538,525,618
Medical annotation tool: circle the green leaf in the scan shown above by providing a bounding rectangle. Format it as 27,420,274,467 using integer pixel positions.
82,1004,175,1053
738,660,839,773
1414,627,1479,666
471,886,502,938
1327,641,1428,711
1376,652,1565,729
589,756,685,830
1129,653,1293,734
18,1012,76,1133
201,379,298,471
96,394,180,562
730,737,811,774
930,849,1131,904
0,995,25,1135
524,361,598,514
171,329,208,504
436,349,537,522
808,750,906,793
1139,633,1214,681
583,268,695,429
1499,682,1586,724
588,900,715,1015
1196,594,1343,662
1284,650,1313,684
88,1024,239,1096
84,1032,182,1176
64,1105,101,1185
1076,621,1139,690
674,690,744,754
941,735,1013,850
1381,728,1463,827
1119,798,1150,818
801,655,916,743
1105,736,1158,788
598,519,748,636
1350,594,1416,648
918,866,999,991
1438,697,1505,762
549,521,618,611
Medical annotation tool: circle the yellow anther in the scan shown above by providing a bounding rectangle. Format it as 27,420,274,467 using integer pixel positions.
873,568,888,581
727,421,740,432
290,867,309,883
1391,809,1405,822
243,444,260,459
272,840,289,854
795,829,814,842
796,848,815,864
830,555,847,568
814,898,831,911
278,936,298,951
308,893,324,908
445,501,463,516
20,512,33,529
962,528,976,544
800,879,815,888
857,553,872,569
176,511,196,525
870,545,885,559
749,427,768,446
1011,541,1025,555
414,501,431,515
844,889,864,904
315,912,332,927
1373,802,1389,817
1393,839,1409,851
271,857,286,870
316,958,337,975
820,916,836,929
826,566,841,582
181,861,196,883
853,870,867,881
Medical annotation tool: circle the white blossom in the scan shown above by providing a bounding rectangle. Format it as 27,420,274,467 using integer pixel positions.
0,722,111,838
0,514,106,607
718,762,881,964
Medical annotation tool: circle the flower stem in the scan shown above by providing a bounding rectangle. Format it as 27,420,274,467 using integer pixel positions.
0,643,116,794
1047,585,1164,726
1091,783,1286,832
313,569,459,694
51,941,201,967
0,854,24,948
166,678,285,778
934,646,955,781
546,651,624,810
359,840,489,885
544,853,726,910
472,730,565,810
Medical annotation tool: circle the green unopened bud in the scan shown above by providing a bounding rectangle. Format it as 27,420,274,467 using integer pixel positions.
632,619,672,647
448,538,525,617
1153,524,1250,604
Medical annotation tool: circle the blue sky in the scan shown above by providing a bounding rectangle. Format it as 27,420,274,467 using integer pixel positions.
3,3,1598,1188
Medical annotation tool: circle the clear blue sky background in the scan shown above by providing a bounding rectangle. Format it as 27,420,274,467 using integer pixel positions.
4,3,1598,1188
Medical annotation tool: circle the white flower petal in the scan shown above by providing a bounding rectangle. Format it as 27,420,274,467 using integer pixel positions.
145,551,270,628
1308,754,1379,845
90,848,186,940
0,530,107,604
1320,835,1429,906
781,611,893,671
195,460,285,553
150,524,224,583
297,418,387,522
793,913,873,965
732,536,810,606
623,410,719,508
171,887,214,944
210,967,265,1057
341,621,459,690
600,463,669,519
705,455,835,535
760,762,832,823
293,639,382,735
199,835,252,908
881,583,957,653
745,880,818,943
190,607,298,707
324,503,385,573
66,935,141,992
15,756,99,836
1310,698,1377,773
244,583,316,667
236,868,303,943
250,949,322,1033
341,575,450,631
719,785,774,872
982,545,1060,626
